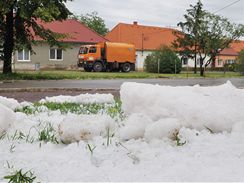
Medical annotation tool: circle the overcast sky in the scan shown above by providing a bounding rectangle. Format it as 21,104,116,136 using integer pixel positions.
66,0,244,30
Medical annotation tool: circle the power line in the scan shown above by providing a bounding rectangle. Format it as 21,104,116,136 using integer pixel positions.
213,0,241,14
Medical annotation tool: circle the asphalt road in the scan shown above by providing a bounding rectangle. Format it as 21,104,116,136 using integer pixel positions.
1,78,244,90
1,78,244,102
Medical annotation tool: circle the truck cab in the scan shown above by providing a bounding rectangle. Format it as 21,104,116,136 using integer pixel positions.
78,45,102,71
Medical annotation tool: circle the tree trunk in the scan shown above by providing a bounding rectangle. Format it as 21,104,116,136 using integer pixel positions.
194,45,197,74
194,52,197,74
3,8,14,74
200,58,204,76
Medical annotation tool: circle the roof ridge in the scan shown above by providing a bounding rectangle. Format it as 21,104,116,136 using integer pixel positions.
66,19,109,41
119,22,177,31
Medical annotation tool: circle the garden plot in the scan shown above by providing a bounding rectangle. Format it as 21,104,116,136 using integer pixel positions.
0,82,244,182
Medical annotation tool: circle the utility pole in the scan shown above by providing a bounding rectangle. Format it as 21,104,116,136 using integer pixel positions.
158,58,160,74
175,58,177,76
141,33,144,56
194,44,197,74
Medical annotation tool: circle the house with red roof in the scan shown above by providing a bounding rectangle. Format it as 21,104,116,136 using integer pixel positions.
105,22,176,70
214,41,244,68
106,22,244,70
13,19,107,70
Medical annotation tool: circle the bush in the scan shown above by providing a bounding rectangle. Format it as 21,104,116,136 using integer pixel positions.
236,50,244,75
224,63,237,72
144,46,182,73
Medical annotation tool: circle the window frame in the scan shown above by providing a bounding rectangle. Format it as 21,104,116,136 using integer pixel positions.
17,49,31,62
89,46,97,54
218,59,223,66
49,48,63,61
181,57,188,65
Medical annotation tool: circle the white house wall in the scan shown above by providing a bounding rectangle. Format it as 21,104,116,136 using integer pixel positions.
136,50,212,71
136,50,152,70
181,55,212,68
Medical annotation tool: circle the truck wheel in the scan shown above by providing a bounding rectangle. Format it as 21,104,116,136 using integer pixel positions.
122,63,131,72
93,62,103,72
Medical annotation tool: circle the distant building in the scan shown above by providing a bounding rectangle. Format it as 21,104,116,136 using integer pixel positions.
106,22,244,71
214,41,244,68
2,19,107,70
106,22,176,70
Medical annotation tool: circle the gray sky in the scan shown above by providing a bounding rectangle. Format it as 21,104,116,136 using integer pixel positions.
66,0,244,30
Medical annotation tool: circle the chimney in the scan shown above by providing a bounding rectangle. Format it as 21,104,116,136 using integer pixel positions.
133,21,138,26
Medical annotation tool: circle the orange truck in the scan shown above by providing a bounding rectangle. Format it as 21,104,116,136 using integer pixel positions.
77,42,136,72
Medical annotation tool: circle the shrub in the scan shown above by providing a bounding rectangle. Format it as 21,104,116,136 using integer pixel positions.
236,50,244,75
144,46,182,73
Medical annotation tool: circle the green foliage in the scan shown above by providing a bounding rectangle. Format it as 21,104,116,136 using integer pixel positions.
1,70,243,81
224,63,237,72
4,169,36,183
77,11,109,36
236,50,244,75
106,128,114,147
172,131,186,146
87,144,96,156
16,100,125,120
42,102,82,114
8,130,35,143
11,130,26,141
38,123,59,144
173,0,244,76
144,46,182,73
9,144,15,153
15,106,35,115
0,131,7,140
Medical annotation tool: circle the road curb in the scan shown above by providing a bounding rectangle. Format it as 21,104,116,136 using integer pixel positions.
0,88,119,93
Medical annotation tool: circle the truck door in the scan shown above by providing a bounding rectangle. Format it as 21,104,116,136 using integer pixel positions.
88,46,101,61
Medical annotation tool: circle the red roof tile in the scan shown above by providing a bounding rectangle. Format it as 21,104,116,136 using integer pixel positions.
219,41,244,56
34,19,107,43
105,22,177,50
230,41,244,53
219,48,238,56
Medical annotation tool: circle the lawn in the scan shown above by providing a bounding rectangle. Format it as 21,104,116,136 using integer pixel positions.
0,70,243,80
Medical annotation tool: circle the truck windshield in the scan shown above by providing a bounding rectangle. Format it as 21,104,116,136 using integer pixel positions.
79,47,88,54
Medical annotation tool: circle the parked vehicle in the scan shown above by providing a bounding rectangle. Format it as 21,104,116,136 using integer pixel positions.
77,42,136,72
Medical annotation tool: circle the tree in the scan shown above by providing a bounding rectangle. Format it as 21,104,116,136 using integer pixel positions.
173,1,206,74
77,11,109,36
144,46,181,74
173,0,244,76
0,0,71,74
236,50,244,75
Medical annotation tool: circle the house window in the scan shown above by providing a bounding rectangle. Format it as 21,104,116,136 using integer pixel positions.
197,58,200,65
182,57,188,65
226,60,235,64
17,49,30,61
49,48,63,61
218,59,222,66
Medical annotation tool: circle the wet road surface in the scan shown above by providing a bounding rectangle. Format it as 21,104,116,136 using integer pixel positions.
0,78,244,102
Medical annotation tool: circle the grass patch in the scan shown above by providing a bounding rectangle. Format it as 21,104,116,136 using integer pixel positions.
4,169,37,183
1,70,243,81
172,131,187,146
38,123,59,144
15,100,124,120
